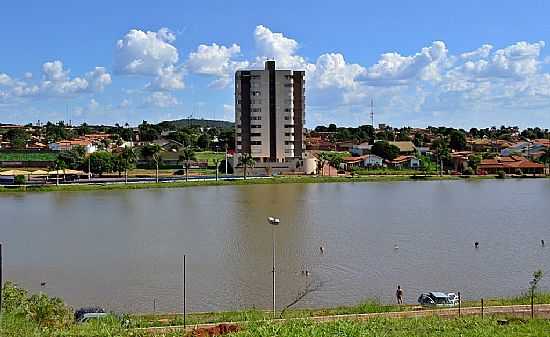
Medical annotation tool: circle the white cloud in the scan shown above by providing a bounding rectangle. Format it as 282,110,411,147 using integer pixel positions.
88,98,99,110
115,28,179,75
0,61,112,100
459,41,545,79
309,53,365,89
0,73,13,86
146,65,185,91
361,41,448,85
186,43,248,88
85,67,112,91
115,28,184,91
119,98,130,108
145,92,180,108
253,25,309,69
460,44,493,60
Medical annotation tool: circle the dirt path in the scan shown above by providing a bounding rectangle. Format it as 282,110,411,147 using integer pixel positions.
139,304,550,334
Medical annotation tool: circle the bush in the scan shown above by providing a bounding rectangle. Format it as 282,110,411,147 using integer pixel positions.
1,281,73,328
497,170,506,179
14,175,26,185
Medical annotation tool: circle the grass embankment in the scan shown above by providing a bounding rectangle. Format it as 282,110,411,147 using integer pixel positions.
134,293,550,328
3,313,550,337
0,152,58,161
0,175,462,193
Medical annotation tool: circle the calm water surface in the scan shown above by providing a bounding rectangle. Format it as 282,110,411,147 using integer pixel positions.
1,179,549,313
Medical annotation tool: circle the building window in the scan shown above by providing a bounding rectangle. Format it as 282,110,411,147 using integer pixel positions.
237,141,242,145
251,141,262,145
252,91,261,96
251,125,262,129
284,124,294,128
251,133,262,137
251,75,261,79
251,116,262,120
252,108,261,112
285,133,295,137
284,116,290,120
285,141,294,145
284,108,292,112
284,83,292,88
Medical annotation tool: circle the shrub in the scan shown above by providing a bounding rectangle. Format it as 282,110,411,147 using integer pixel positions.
1,281,73,328
14,175,26,185
497,170,506,179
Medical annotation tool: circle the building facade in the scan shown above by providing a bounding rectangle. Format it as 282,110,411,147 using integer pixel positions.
235,60,305,163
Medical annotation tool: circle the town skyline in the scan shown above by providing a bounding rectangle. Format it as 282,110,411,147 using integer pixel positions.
1,1,550,128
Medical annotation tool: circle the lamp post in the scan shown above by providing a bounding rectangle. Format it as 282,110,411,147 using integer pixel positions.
267,216,280,318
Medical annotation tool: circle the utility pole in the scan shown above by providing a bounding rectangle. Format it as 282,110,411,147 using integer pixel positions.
370,99,374,128
183,255,186,328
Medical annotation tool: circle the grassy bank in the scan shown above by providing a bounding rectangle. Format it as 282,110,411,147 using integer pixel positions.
0,174,477,194
2,312,549,337
132,292,550,328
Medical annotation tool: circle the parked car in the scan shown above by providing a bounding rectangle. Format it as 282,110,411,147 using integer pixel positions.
447,292,459,306
418,292,456,307
75,307,107,323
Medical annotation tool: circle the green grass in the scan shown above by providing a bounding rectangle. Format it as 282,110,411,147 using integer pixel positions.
194,151,226,166
3,313,549,337
0,175,465,194
235,317,550,337
0,152,57,161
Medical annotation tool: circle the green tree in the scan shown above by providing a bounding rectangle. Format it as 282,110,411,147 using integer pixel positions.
468,154,482,174
141,144,162,183
449,130,467,151
240,153,255,179
5,128,30,149
371,141,400,160
179,147,197,182
87,151,114,176
317,152,330,176
326,152,345,174
119,146,137,183
56,147,85,170
197,133,211,150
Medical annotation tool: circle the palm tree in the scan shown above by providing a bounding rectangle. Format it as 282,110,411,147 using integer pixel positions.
178,147,197,182
240,153,255,180
213,157,221,181
120,146,137,184
141,144,162,183
317,152,329,176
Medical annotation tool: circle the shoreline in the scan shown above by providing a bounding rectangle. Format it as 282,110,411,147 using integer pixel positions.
0,174,547,194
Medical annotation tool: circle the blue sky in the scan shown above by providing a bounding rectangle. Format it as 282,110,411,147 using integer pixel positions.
1,0,550,128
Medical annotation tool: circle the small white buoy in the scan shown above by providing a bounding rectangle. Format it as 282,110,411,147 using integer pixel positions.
394,245,399,250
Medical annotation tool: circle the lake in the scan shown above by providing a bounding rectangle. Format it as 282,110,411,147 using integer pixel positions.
1,179,549,313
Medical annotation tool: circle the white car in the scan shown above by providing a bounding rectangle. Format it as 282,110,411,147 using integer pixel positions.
418,292,458,307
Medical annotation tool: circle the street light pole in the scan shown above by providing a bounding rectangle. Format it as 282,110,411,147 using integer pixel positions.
268,217,280,318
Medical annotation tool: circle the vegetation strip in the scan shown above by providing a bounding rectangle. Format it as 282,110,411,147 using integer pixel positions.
139,304,550,334
0,174,524,194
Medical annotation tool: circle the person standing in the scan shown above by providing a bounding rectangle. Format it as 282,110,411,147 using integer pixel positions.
396,285,404,304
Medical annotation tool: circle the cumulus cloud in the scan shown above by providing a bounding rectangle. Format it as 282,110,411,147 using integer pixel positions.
145,91,180,108
2,61,112,99
186,43,248,88
115,28,184,90
0,73,13,86
253,25,309,69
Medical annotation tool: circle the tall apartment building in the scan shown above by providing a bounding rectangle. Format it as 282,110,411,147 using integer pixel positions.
235,60,305,163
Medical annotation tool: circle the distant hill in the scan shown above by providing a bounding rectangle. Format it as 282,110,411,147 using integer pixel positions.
161,118,234,129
